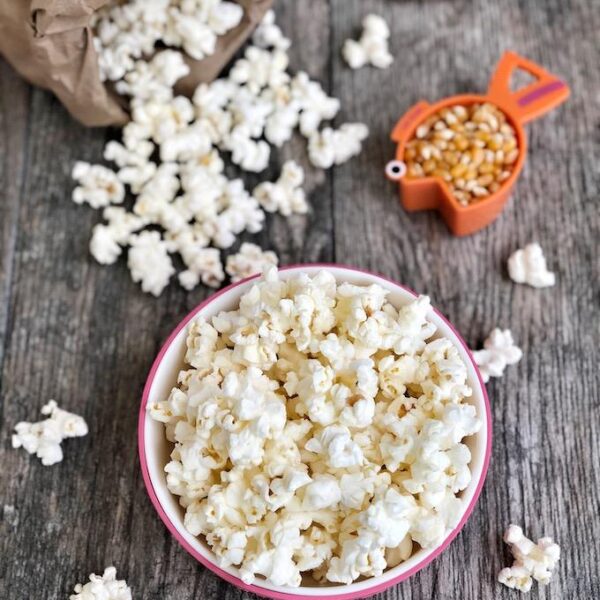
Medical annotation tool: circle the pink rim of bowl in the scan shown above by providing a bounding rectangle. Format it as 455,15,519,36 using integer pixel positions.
138,264,492,600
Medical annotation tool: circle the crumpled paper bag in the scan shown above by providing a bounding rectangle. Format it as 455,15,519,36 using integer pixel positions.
0,0,272,127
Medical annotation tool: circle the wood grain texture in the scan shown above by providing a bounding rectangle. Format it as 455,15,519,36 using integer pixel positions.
0,0,599,598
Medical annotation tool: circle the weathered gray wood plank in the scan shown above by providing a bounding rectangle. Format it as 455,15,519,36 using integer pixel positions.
1,0,599,599
0,61,29,376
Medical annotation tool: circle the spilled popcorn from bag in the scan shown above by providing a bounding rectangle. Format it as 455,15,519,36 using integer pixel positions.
72,7,368,296
148,268,482,586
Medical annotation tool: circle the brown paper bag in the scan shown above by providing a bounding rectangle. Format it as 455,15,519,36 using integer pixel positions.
0,0,273,127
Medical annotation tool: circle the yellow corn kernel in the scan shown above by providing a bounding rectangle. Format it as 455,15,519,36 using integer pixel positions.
407,163,424,178
453,105,468,121
471,148,485,166
433,168,452,182
454,135,469,151
488,134,504,151
477,173,494,187
443,151,459,166
404,147,417,160
423,159,437,174
450,163,468,178
472,185,489,197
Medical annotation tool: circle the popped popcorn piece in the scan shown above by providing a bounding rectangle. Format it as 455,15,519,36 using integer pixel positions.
508,243,556,288
229,47,290,95
12,401,88,466
253,161,308,216
72,162,125,209
70,566,132,600
224,126,271,172
225,243,278,283
291,72,341,137
104,140,154,168
472,328,522,383
149,268,481,586
127,231,175,296
90,207,146,265
252,10,291,50
343,14,394,70
308,124,369,169
498,524,560,593
178,247,225,290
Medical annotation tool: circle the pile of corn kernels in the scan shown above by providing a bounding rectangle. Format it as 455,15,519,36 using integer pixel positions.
404,103,519,206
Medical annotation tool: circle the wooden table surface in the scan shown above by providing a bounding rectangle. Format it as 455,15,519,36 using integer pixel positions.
1,0,599,598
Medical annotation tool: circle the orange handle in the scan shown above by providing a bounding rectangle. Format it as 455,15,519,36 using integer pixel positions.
487,51,569,124
391,101,430,142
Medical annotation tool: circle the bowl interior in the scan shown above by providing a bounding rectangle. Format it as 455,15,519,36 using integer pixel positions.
140,265,491,599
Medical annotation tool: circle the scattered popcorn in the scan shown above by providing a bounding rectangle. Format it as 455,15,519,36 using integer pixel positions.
252,10,291,50
508,243,556,288
127,231,175,297
308,124,369,169
12,401,88,466
498,525,560,593
291,72,341,137
472,328,522,383
90,207,146,265
253,161,308,216
225,243,278,283
70,566,131,600
73,9,367,295
72,162,125,209
343,14,394,70
178,247,225,290
149,268,482,586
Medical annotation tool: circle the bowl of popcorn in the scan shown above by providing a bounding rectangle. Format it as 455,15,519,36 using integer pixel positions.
139,265,491,599
385,51,569,236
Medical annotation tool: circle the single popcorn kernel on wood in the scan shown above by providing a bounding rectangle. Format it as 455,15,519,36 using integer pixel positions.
149,267,482,588
404,103,519,206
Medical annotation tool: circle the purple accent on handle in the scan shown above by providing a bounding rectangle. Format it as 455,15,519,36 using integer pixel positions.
517,80,566,106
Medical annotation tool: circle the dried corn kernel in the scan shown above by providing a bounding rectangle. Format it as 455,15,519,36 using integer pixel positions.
405,102,519,205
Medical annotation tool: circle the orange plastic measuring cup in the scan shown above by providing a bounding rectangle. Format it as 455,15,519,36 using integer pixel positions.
385,52,570,236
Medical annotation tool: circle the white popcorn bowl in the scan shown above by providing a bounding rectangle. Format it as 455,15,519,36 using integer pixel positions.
138,264,492,600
